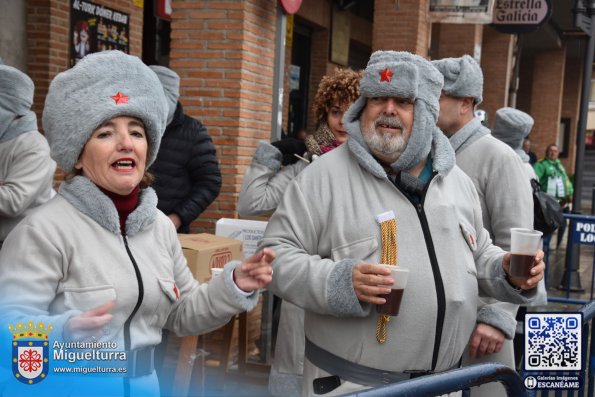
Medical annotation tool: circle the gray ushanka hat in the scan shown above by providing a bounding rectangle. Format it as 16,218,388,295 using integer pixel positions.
42,50,168,172
491,107,534,161
0,65,36,141
149,65,180,125
0,65,35,117
432,54,483,105
345,51,444,172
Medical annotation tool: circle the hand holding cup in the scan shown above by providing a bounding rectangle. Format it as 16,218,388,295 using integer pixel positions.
503,228,545,290
352,263,409,316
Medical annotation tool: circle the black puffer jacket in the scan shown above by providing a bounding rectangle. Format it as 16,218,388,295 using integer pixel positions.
150,103,222,232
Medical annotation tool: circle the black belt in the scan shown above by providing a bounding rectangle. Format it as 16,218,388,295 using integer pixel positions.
126,346,155,378
305,337,432,387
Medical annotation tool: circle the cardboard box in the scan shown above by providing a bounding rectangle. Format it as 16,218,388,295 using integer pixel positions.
178,233,243,282
215,218,268,258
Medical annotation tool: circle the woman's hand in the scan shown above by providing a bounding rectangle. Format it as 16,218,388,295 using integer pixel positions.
502,250,545,290
64,301,114,342
233,248,276,292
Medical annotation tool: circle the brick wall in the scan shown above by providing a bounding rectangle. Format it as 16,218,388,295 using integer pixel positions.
516,54,534,116
171,0,277,233
307,28,330,132
281,17,293,139
373,0,429,56
529,47,567,167
27,0,143,184
480,26,514,127
433,23,480,59
560,56,582,173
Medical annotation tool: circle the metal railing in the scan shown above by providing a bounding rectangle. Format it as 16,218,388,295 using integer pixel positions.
548,213,595,305
339,363,526,397
340,301,595,397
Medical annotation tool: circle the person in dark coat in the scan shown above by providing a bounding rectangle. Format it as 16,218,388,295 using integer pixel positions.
149,66,222,233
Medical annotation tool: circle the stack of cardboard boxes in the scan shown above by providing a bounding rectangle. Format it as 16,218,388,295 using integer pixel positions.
164,219,269,394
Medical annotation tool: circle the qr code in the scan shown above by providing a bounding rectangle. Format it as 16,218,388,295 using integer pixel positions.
525,313,582,371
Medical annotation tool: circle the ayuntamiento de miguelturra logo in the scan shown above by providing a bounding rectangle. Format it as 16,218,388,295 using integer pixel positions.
9,321,52,385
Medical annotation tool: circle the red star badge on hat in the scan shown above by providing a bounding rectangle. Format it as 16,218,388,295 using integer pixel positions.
111,91,128,105
379,67,394,82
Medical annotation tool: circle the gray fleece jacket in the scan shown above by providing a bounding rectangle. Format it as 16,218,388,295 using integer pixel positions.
260,122,538,395
0,127,56,243
238,141,308,217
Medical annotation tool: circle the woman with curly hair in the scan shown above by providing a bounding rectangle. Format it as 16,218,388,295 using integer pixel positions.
237,68,360,397
238,68,361,217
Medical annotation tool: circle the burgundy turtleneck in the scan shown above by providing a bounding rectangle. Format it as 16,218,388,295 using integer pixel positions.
98,185,140,235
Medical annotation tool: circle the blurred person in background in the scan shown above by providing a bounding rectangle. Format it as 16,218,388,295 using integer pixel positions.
534,143,573,248
239,67,361,397
148,65,221,233
433,55,535,397
238,68,361,218
523,138,537,166
491,107,550,367
0,62,55,249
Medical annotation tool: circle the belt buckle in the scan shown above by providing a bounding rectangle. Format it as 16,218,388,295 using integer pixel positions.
379,371,398,384
128,349,138,378
404,370,432,379
127,347,155,378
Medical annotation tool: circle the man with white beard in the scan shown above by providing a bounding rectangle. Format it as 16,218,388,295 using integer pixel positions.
260,51,546,396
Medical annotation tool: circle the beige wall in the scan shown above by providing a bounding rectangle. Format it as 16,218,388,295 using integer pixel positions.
0,0,27,70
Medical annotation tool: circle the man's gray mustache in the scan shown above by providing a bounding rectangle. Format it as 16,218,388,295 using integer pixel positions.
374,116,402,129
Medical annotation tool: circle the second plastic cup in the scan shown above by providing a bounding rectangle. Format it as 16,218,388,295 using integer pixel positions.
509,228,543,279
376,265,410,316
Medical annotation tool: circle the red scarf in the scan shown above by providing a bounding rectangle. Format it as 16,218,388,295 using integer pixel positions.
319,140,342,154
98,185,140,235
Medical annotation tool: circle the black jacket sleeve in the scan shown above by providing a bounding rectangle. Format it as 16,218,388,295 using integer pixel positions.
175,116,222,228
150,104,222,232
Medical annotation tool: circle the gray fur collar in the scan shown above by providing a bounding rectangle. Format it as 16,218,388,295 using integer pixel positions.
345,97,455,179
59,176,158,236
448,117,490,154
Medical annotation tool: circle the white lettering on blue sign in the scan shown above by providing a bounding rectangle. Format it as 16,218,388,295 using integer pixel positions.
573,220,595,246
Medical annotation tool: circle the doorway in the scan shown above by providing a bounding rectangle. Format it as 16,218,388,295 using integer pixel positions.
287,22,311,138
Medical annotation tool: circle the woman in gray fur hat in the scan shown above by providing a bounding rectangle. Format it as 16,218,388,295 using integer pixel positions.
0,51,274,396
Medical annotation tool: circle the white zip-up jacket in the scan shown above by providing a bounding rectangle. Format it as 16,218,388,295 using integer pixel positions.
0,176,258,395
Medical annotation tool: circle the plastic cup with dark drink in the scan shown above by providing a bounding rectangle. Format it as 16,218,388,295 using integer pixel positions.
509,228,543,279
376,265,409,316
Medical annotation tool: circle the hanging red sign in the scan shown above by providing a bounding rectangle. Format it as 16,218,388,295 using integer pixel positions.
156,0,172,21
278,0,302,15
